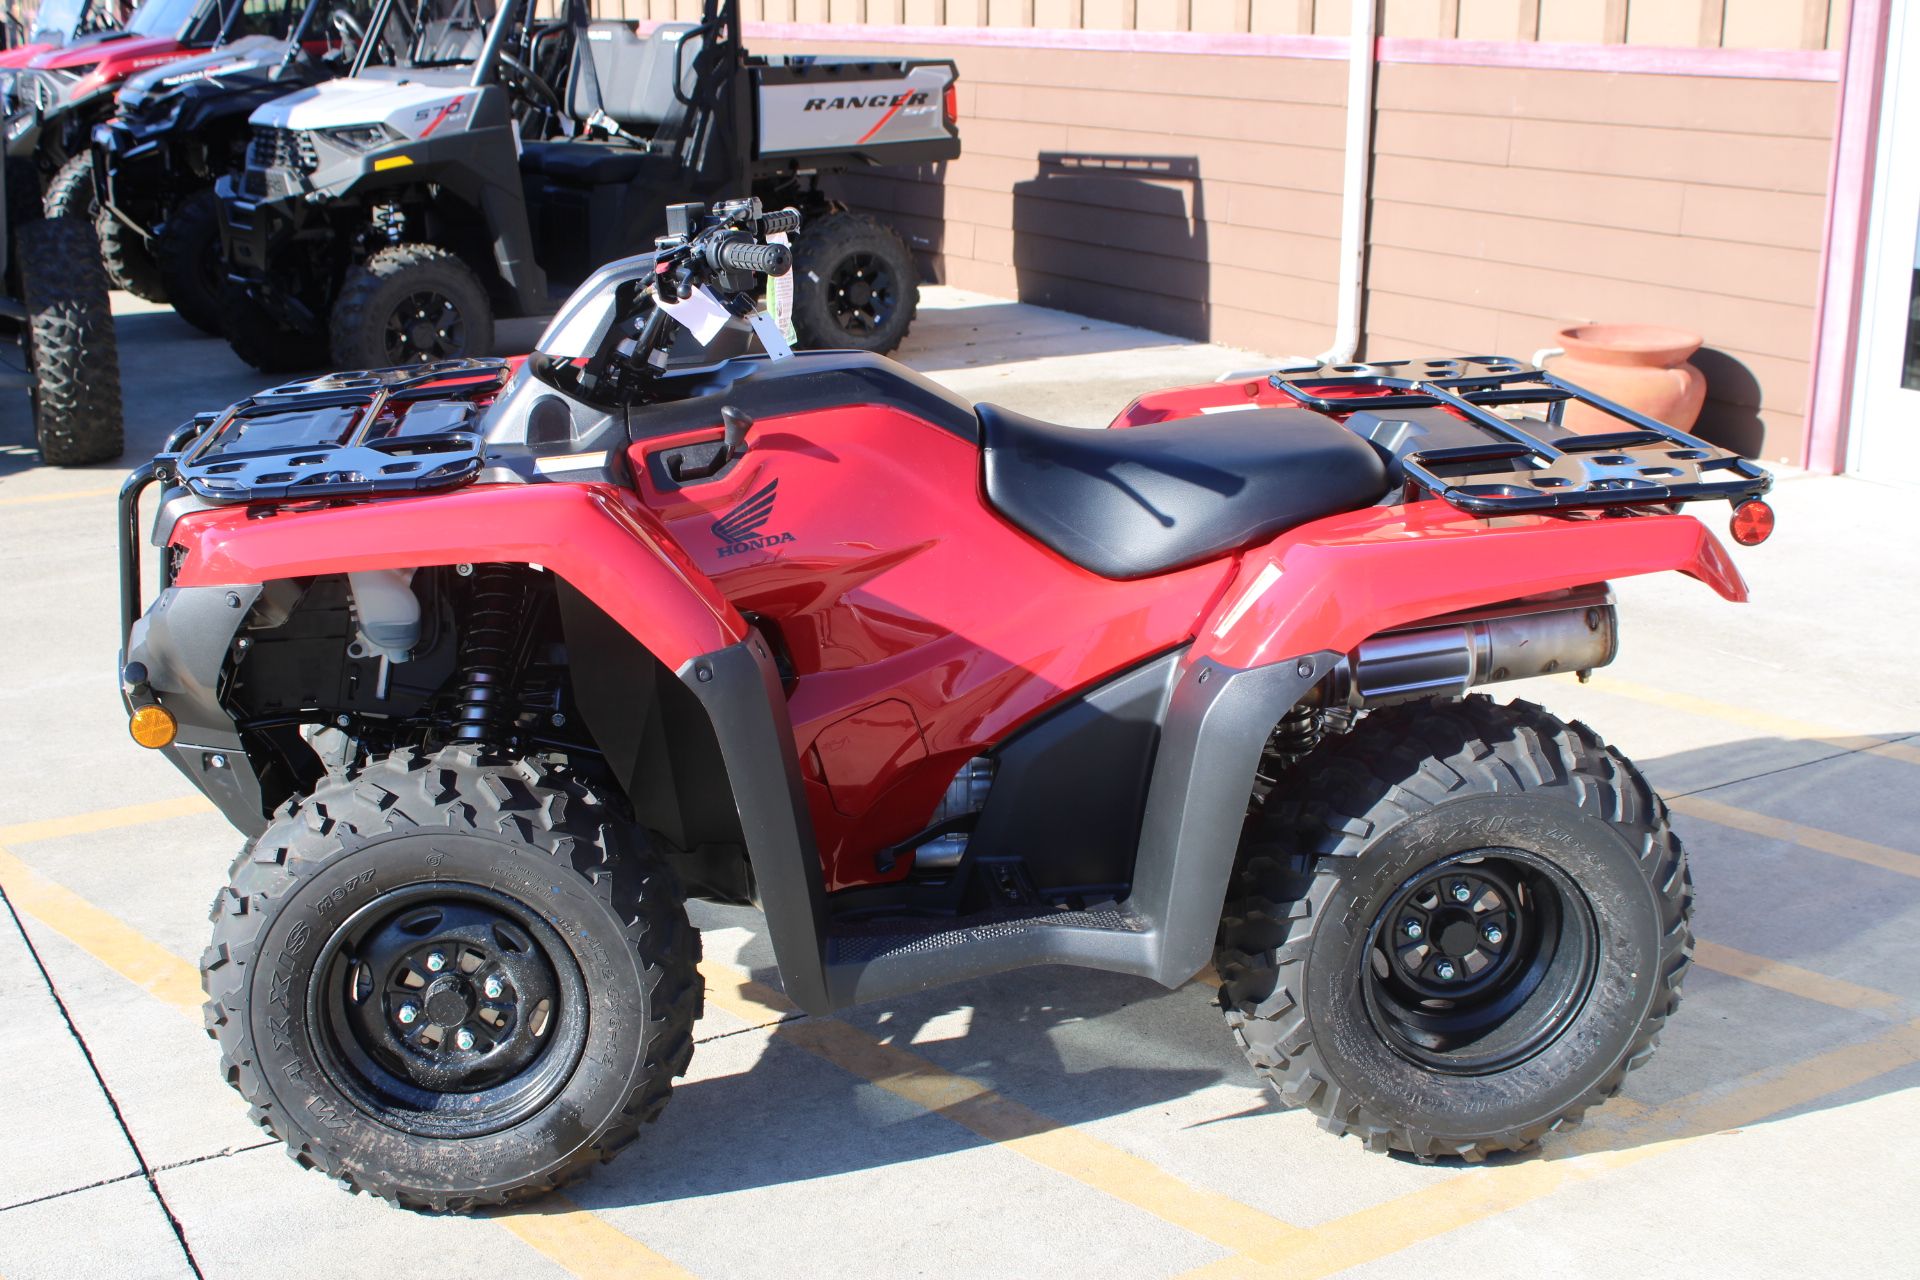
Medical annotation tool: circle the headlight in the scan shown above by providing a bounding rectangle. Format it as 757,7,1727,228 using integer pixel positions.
322,123,402,152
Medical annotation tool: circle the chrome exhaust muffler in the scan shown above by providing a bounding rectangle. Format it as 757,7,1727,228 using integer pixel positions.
1334,588,1617,708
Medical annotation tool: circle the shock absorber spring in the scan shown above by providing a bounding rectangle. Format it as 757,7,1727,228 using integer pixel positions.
450,564,530,752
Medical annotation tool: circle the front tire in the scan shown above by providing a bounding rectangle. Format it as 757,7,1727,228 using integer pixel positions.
154,190,225,335
95,207,167,302
791,211,918,354
1216,696,1691,1160
329,243,494,369
43,153,95,222
220,277,328,373
17,217,123,465
202,749,701,1210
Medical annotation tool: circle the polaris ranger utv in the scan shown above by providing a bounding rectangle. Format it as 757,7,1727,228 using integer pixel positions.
217,0,957,371
7,0,322,225
121,200,1775,1209
91,0,380,329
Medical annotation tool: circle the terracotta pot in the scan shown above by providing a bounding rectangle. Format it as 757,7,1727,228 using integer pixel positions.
1551,324,1707,433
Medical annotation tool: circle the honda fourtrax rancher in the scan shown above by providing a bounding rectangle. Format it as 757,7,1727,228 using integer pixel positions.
119,201,1776,1209
7,0,319,224
216,0,956,372
91,0,375,329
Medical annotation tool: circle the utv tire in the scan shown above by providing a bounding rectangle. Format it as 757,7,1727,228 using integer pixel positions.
1216,696,1691,1161
154,190,226,335
201,749,702,1211
95,207,168,303
330,243,494,369
17,217,123,465
791,211,917,354
220,277,328,373
43,153,96,222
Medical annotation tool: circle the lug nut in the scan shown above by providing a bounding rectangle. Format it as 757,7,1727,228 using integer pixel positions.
1483,924,1505,946
1434,960,1458,981
483,975,503,999
1403,920,1423,941
1451,883,1473,903
396,1002,419,1025
425,951,446,972
455,1028,475,1051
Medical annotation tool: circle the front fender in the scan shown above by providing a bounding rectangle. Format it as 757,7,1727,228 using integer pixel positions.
169,481,747,670
1195,500,1747,670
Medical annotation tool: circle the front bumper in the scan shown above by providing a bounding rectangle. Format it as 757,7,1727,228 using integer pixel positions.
93,119,171,238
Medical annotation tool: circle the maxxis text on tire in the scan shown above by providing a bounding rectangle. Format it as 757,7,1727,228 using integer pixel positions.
329,243,494,370
201,748,702,1211
94,206,168,302
791,211,918,355
1215,695,1691,1161
42,153,96,222
154,190,226,335
18,216,123,466
220,276,328,373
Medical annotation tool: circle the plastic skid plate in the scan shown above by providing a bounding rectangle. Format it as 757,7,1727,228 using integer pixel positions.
172,359,509,505
1266,356,1772,514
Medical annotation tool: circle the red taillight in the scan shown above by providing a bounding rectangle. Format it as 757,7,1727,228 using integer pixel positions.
945,84,959,124
1730,499,1774,546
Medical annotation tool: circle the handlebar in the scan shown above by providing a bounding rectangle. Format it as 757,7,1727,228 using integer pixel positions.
705,237,791,277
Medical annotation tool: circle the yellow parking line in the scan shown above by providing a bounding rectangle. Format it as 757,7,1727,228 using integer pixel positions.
1692,941,1901,1012
491,1204,696,1280
0,486,121,508
0,795,216,847
1177,1014,1920,1280
1668,795,1920,881
1586,675,1920,767
701,962,1306,1261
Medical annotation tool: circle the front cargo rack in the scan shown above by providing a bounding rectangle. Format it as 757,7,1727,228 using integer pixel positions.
170,359,509,505
1267,356,1771,515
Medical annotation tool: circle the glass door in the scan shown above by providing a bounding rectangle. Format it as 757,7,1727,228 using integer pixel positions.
1852,0,1920,481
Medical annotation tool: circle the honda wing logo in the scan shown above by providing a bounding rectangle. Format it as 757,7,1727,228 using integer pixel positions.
711,480,795,558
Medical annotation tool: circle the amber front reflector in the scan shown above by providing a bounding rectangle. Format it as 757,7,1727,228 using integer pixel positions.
1729,500,1775,546
129,704,177,749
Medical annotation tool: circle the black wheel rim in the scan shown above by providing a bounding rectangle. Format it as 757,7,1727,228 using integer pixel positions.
309,882,589,1138
825,250,896,338
1362,848,1598,1075
383,289,466,364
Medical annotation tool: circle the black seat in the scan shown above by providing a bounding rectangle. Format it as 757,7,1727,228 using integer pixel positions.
979,404,1390,579
518,141,658,184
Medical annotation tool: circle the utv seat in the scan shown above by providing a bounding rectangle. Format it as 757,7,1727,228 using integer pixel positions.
571,20,703,136
978,404,1390,579
518,141,659,184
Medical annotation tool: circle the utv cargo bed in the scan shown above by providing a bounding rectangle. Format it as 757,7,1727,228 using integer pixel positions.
751,56,959,171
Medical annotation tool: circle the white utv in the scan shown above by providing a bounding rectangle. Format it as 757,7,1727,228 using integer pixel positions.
217,0,959,370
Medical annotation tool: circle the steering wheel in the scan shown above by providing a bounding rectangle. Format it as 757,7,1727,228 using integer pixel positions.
328,8,366,59
497,49,563,118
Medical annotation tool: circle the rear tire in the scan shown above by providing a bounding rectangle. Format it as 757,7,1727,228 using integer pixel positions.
220,277,328,373
201,749,702,1211
791,211,918,354
329,243,494,370
155,190,225,335
95,206,168,303
17,217,123,465
1216,696,1691,1160
43,154,96,222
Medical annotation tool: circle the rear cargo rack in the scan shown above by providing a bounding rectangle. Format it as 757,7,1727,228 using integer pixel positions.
172,359,508,505
1267,356,1771,515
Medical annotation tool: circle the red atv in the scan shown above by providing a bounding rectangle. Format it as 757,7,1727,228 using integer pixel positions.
119,200,1774,1210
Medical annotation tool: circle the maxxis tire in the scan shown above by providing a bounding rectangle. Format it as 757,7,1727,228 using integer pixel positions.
1216,695,1691,1161
220,277,328,373
791,211,918,355
43,153,96,222
201,749,702,1211
329,243,494,370
17,217,123,466
95,206,168,303
154,190,225,335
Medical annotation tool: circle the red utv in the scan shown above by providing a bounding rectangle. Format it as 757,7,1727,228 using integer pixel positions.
0,0,134,69
119,201,1773,1209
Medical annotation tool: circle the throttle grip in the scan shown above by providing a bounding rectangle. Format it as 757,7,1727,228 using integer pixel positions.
759,207,802,235
710,238,792,276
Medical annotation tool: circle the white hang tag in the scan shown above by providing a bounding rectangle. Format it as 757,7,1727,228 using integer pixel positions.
750,309,795,361
765,231,796,342
657,285,734,345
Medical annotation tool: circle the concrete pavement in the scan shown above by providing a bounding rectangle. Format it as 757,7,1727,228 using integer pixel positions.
1,290,1916,1279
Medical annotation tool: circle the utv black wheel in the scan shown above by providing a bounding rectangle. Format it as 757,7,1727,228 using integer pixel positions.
95,206,168,303
17,217,123,465
43,153,97,222
201,749,701,1210
220,277,328,373
155,190,226,335
330,243,493,369
791,211,917,354
1216,696,1691,1161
